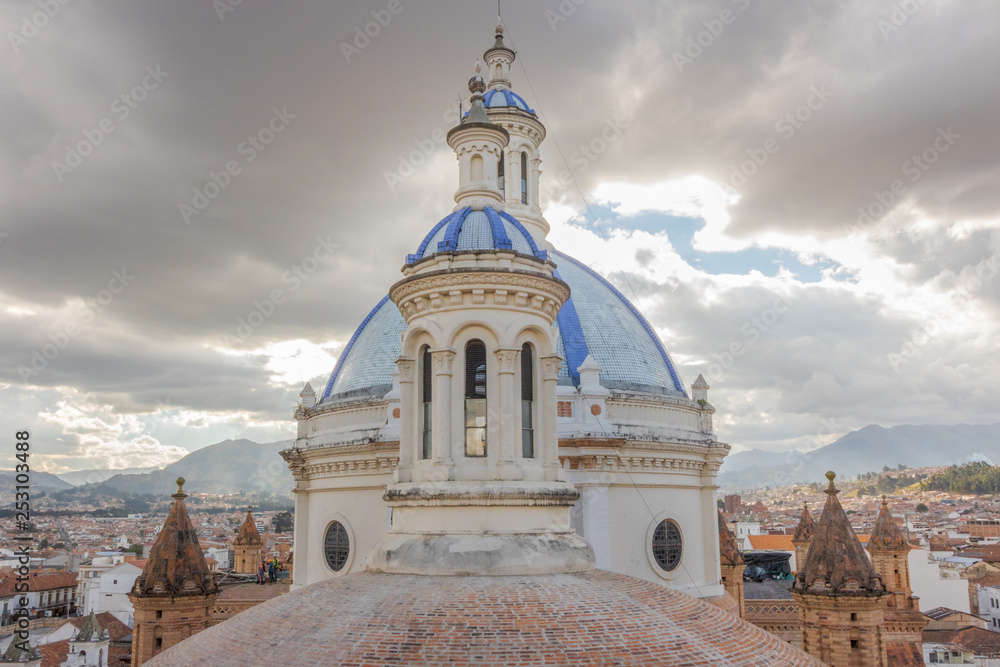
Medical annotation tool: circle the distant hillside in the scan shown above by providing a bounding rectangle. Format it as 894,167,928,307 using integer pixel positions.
56,467,159,486
0,469,73,492
720,423,1000,490
101,439,294,496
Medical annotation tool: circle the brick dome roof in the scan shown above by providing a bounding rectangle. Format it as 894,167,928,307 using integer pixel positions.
792,502,814,543
233,507,262,546
145,570,822,666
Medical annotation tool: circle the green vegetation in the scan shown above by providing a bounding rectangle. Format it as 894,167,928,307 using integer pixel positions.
272,511,293,533
916,503,929,512
923,462,1000,494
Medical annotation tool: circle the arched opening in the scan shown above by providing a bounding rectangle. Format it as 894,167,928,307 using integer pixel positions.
497,154,505,195
495,63,502,79
520,343,534,458
471,154,484,182
421,346,432,460
520,152,528,204
464,340,487,457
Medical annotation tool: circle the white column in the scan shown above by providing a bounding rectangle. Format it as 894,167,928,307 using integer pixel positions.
431,350,455,476
541,354,563,481
495,349,520,480
291,483,309,589
530,157,541,208
394,357,415,483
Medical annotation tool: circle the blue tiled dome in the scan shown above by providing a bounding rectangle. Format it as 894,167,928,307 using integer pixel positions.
322,246,686,402
405,207,546,265
463,88,536,116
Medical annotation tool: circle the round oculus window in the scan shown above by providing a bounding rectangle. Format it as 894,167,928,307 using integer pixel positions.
651,519,682,572
323,521,350,572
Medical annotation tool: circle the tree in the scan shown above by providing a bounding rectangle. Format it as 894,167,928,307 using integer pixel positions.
125,544,144,557
272,511,293,533
916,503,929,513
39,538,49,550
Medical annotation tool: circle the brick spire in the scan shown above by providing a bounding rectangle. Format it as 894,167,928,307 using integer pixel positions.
867,496,908,552
793,472,885,596
793,501,815,542
234,506,263,546
132,477,219,597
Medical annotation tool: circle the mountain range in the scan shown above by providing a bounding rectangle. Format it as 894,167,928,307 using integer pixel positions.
719,423,1000,490
10,423,998,500
97,439,294,496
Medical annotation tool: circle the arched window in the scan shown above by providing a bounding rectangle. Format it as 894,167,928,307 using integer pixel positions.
99,648,104,666
464,340,487,457
495,63,502,79
520,151,528,204
497,155,505,195
521,343,534,458
421,346,432,460
471,154,484,181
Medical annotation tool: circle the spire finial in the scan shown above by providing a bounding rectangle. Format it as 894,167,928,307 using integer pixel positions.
173,476,187,499
825,470,837,494
469,60,485,94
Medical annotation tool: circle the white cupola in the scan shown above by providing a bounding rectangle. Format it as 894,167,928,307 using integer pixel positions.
447,62,509,211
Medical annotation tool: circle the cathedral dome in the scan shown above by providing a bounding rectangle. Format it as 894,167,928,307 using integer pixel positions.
322,236,686,402
144,570,822,666
466,87,536,114
405,206,545,264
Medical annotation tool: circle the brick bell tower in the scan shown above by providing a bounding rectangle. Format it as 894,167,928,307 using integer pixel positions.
791,501,814,574
718,510,746,618
233,506,263,574
867,495,928,658
128,478,219,665
792,472,888,667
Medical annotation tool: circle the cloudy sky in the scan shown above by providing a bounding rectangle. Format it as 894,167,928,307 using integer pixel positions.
2,0,998,472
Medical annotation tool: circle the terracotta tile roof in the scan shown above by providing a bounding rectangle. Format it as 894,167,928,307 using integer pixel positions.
925,627,1000,657
885,640,924,666
68,611,132,642
0,571,77,596
868,497,909,552
39,639,69,667
792,502,814,542
793,473,886,597
718,511,743,566
748,534,795,551
132,479,219,598
234,507,262,547
144,570,825,666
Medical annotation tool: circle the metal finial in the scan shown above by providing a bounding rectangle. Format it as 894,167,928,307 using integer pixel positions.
176,477,185,494
468,60,486,94
825,470,836,491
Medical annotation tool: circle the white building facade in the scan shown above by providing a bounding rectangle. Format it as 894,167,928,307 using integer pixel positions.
283,23,729,603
